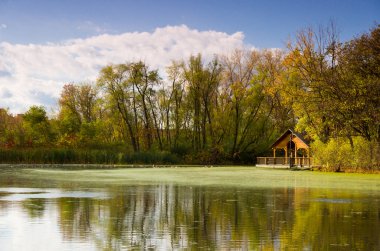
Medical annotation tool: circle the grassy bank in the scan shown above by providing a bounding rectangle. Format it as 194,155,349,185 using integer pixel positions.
0,148,379,173
1,167,380,191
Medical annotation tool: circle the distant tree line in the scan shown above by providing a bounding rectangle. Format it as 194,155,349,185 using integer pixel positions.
0,24,379,169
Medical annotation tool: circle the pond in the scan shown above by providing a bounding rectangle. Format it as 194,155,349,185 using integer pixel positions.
0,167,379,250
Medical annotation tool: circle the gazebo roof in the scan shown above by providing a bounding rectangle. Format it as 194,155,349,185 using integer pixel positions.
270,129,310,149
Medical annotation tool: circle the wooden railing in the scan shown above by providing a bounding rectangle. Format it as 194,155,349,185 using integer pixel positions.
256,157,312,167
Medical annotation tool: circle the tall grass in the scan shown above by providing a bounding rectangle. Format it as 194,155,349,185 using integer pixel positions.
0,148,181,165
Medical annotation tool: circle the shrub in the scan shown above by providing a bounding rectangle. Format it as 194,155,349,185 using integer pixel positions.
312,137,380,171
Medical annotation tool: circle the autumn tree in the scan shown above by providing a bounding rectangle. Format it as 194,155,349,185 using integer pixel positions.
0,108,25,147
286,24,380,145
258,49,296,133
57,83,100,146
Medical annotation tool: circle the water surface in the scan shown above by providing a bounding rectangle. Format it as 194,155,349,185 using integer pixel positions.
0,168,379,250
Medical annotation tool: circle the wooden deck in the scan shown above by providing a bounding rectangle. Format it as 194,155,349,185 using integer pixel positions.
256,157,312,168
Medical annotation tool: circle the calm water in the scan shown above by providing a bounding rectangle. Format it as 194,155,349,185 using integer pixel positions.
0,172,379,250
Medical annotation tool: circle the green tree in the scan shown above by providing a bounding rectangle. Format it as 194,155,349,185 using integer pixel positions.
183,54,222,151
284,24,379,170
165,60,187,150
23,106,53,146
338,24,380,142
130,62,161,150
221,50,267,158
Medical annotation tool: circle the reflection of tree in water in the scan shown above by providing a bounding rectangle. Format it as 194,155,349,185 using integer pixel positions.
52,186,379,250
22,198,46,219
288,189,380,250
57,197,93,241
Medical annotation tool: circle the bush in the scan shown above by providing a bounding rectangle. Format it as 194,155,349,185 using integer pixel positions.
312,137,380,171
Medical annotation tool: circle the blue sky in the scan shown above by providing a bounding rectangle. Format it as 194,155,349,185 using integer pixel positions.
0,0,378,47
0,0,378,113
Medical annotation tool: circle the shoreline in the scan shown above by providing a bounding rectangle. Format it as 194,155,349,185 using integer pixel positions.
0,163,379,174
1,166,380,191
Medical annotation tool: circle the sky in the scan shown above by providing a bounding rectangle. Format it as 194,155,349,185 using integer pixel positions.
0,0,378,113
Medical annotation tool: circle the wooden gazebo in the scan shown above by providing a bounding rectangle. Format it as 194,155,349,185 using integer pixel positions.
256,129,312,168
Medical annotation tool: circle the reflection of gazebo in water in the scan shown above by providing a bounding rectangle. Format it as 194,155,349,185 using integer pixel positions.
256,129,312,168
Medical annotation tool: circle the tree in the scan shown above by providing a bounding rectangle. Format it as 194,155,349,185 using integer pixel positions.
338,24,380,142
98,64,140,151
23,106,53,146
286,24,380,145
98,62,161,152
57,83,100,146
0,108,25,147
129,62,160,150
182,54,222,151
165,60,186,150
258,49,296,134
221,50,265,158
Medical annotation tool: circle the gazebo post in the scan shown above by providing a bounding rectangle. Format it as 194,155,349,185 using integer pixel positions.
284,147,288,164
289,133,293,168
302,149,305,166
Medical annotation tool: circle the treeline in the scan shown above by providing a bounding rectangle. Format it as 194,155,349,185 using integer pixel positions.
0,24,379,169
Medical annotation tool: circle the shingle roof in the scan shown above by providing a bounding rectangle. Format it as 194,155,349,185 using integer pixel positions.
270,129,310,149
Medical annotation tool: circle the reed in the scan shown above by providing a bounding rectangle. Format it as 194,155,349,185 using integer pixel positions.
0,148,181,165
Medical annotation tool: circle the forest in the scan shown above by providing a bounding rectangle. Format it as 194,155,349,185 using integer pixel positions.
0,25,379,171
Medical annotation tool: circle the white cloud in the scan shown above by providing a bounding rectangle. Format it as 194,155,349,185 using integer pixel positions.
0,25,247,114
